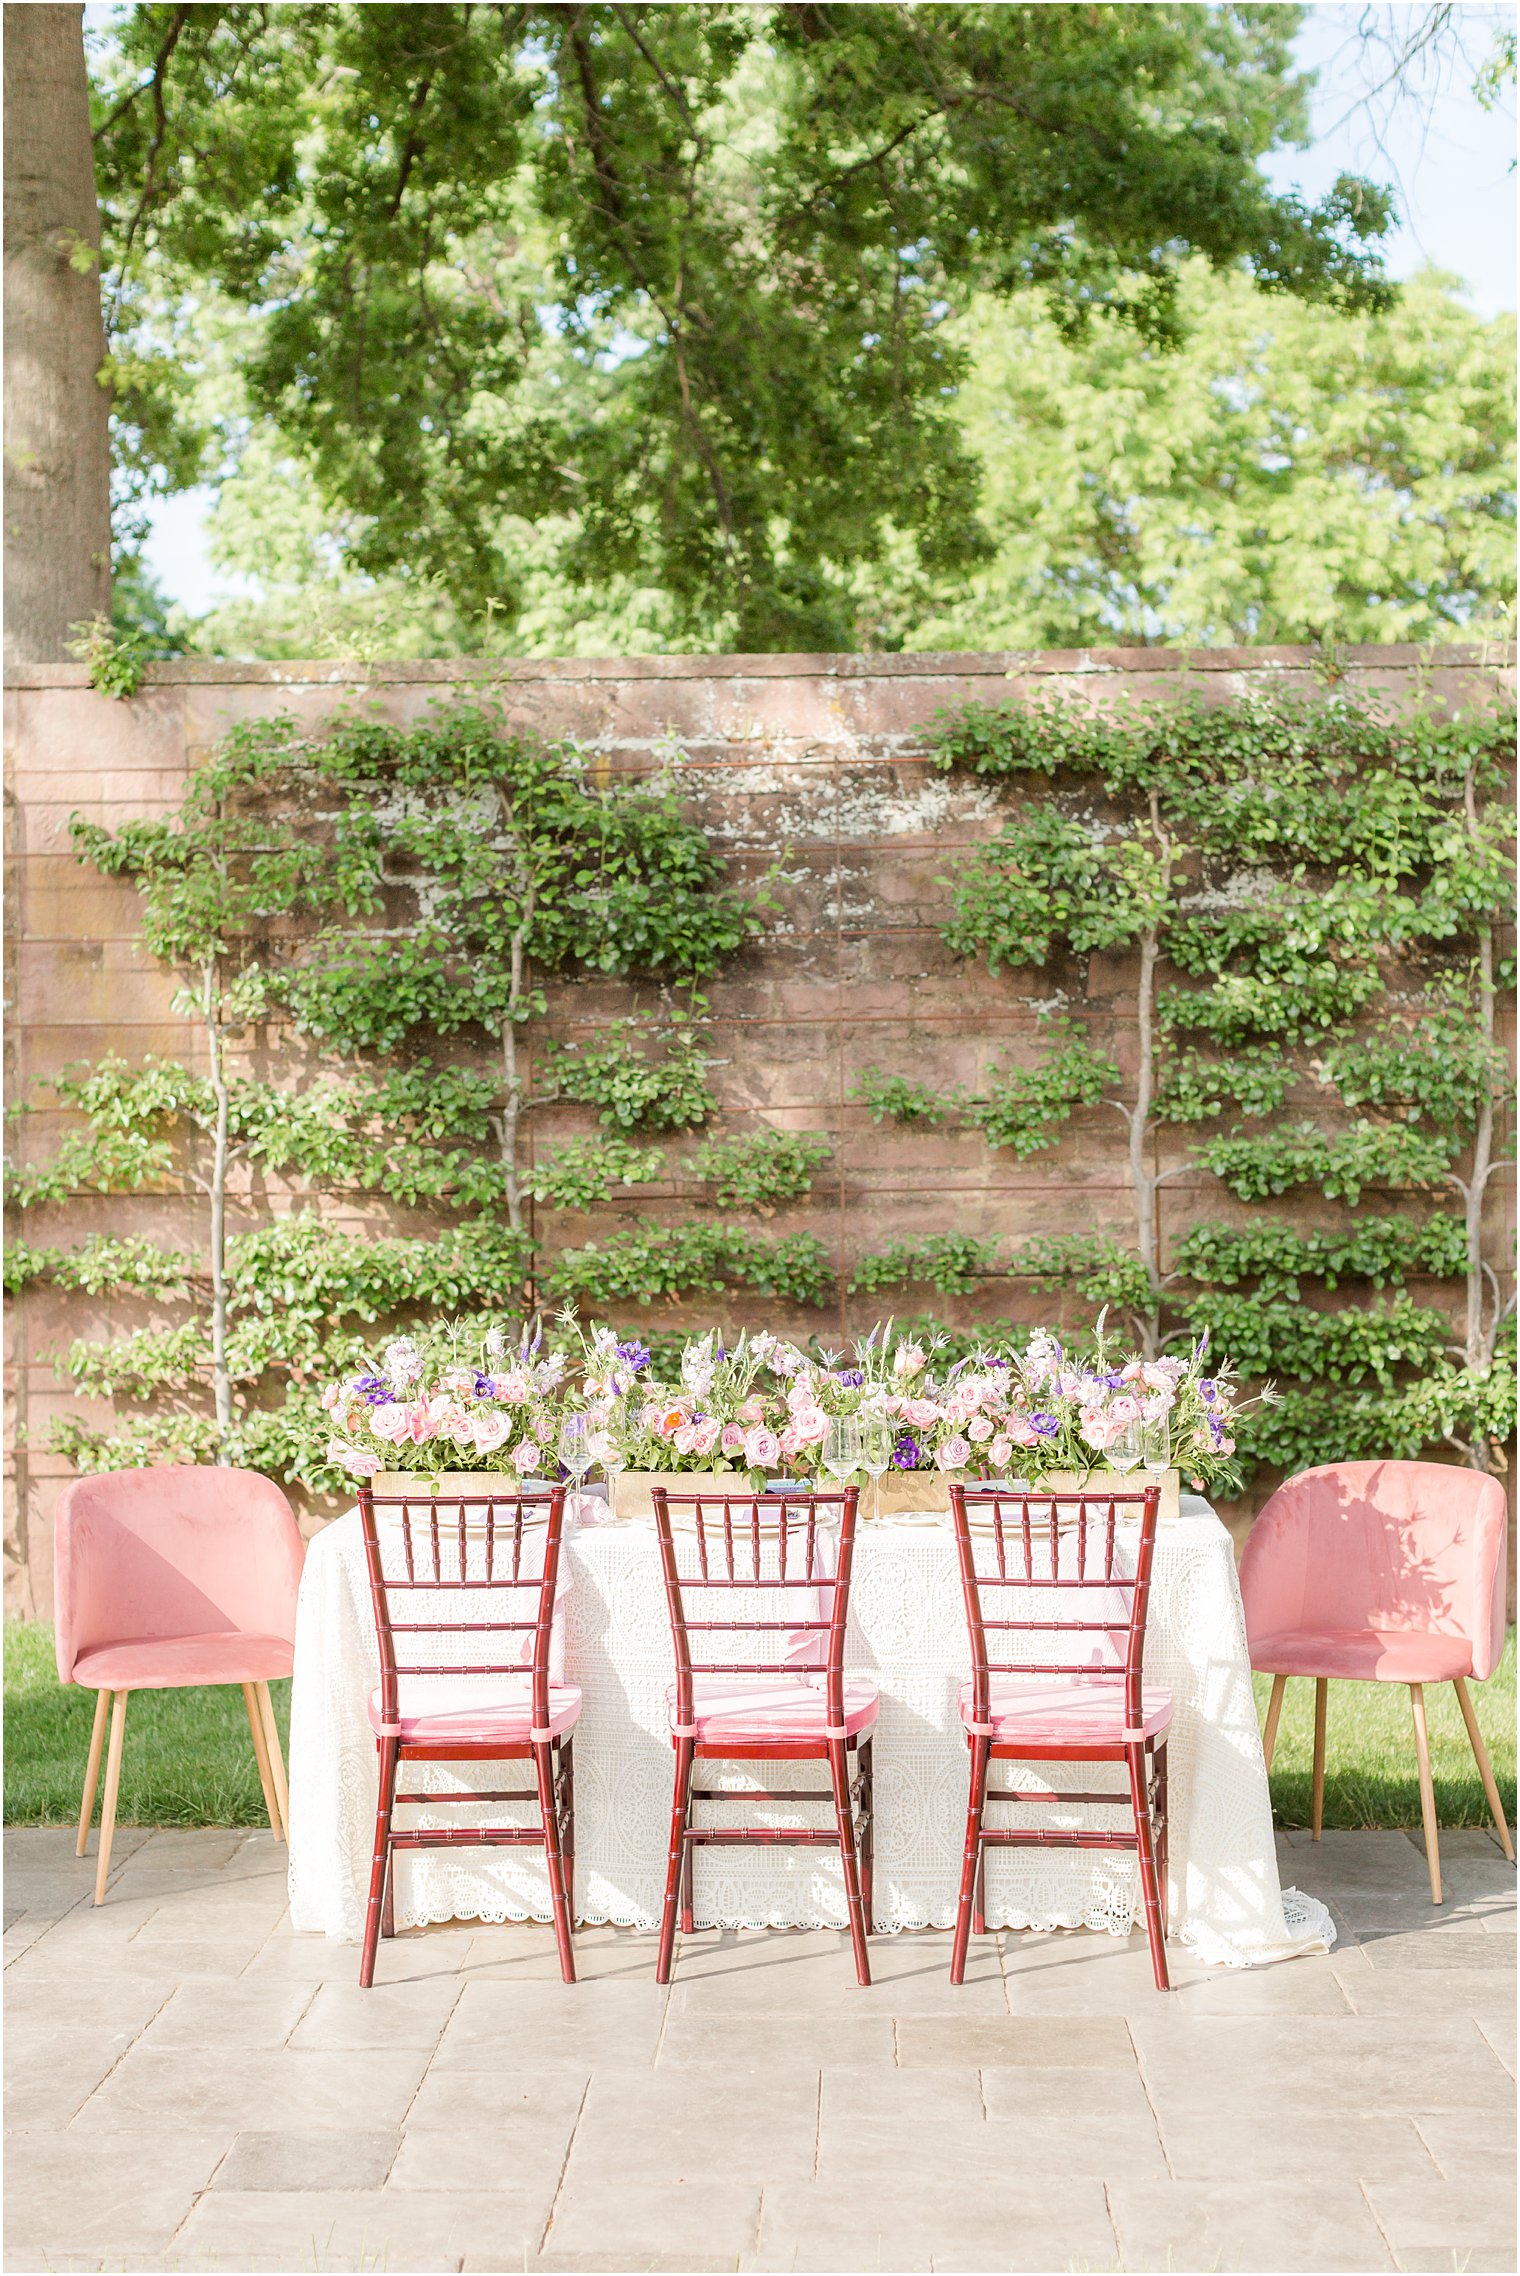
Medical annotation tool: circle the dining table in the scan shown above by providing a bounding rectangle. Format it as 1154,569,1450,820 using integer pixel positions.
285,1493,1334,1968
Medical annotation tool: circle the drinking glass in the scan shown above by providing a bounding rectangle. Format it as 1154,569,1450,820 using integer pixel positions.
823,1416,863,1483
1107,1419,1142,1475
860,1418,894,1479
558,1414,593,1485
1141,1416,1171,1474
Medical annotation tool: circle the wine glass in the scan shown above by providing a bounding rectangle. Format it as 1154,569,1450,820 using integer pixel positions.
1107,1419,1143,1475
558,1414,593,1490
1141,1415,1171,1475
859,1418,893,1479
823,1415,863,1484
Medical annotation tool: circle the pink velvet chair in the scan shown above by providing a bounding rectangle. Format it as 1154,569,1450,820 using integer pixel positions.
54,1466,305,1903
1241,1460,1513,1901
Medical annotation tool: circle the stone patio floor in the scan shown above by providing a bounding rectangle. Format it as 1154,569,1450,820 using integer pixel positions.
3,1824,1514,2275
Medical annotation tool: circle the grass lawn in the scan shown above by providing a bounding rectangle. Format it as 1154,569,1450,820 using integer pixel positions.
3,1622,291,1828
3,1619,1513,1833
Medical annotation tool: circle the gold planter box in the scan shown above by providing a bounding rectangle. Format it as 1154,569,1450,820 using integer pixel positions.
372,1470,527,1495
612,1470,752,1520
864,1469,1181,1522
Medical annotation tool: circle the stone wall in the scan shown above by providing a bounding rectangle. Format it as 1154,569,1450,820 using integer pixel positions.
5,645,1513,1617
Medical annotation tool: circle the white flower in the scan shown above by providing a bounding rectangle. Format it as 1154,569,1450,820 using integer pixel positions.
382,1337,423,1392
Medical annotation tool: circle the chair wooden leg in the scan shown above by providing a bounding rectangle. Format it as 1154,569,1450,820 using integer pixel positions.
656,1737,694,1985
559,1736,577,1922
360,1736,398,1987
93,1691,129,1906
1311,1677,1328,1840
951,1737,989,1986
1127,1740,1170,1991
858,1736,875,1932
1454,1678,1515,1860
972,1832,988,1939
1409,1683,1443,1904
1153,1740,1170,1937
76,1688,110,1857
679,1761,695,1936
827,1737,871,1987
534,1741,576,1984
243,1683,283,1842
255,1682,289,1840
1260,1673,1288,1774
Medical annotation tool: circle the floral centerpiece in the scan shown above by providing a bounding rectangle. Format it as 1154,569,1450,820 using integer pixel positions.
321,1320,572,1485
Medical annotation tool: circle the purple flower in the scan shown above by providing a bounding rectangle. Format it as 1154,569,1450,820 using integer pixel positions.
1199,1379,1217,1405
835,1367,865,1387
892,1432,923,1470
356,1375,393,1406
615,1339,651,1372
473,1374,496,1396
1030,1413,1060,1438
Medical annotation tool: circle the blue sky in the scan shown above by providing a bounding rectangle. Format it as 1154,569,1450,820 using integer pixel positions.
139,3,1519,612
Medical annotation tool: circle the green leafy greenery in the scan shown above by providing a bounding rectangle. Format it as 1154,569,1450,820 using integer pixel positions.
548,1225,834,1310
967,1029,1121,1157
539,1024,718,1135
691,1130,832,1213
849,1068,957,1128
849,1235,996,1299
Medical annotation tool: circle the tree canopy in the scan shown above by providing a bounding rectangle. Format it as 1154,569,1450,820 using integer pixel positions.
93,1,1399,651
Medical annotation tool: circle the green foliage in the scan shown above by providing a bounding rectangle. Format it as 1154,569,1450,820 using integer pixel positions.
1248,1328,1518,1477
1172,1216,1470,1297
849,1068,956,1127
1322,1009,1506,1131
527,1139,667,1211
1008,1234,1157,1320
691,1130,831,1213
1176,1292,1455,1389
65,614,153,699
550,1226,834,1310
3,1236,190,1301
93,5,1391,651
1156,1048,1291,1124
942,807,1172,970
540,1024,717,1134
967,1028,1121,1157
850,1235,996,1299
1200,1119,1461,1205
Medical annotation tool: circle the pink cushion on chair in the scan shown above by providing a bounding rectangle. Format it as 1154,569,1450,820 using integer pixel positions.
1241,1461,1508,1685
1248,1627,1473,1684
366,1679,581,1746
666,1674,880,1744
74,1633,295,1691
958,1676,1173,1747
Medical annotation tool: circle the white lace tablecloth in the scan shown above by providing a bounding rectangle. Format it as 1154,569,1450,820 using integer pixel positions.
287,1498,1333,1967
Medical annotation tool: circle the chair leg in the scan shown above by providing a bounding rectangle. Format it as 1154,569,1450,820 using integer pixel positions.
656,1738,694,1985
243,1682,283,1842
360,1736,398,1988
255,1682,289,1840
93,1691,129,1906
972,1831,988,1939
76,1688,110,1857
559,1737,577,1922
1409,1683,1443,1905
1311,1677,1328,1840
858,1736,875,1932
380,1845,396,1940
534,1741,576,1984
1126,1740,1170,1991
827,1736,871,1987
1154,1741,1170,1937
1260,1673,1288,1774
951,1736,989,1986
1454,1678,1515,1861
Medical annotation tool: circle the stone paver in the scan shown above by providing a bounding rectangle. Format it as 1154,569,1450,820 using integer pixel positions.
2,1823,1514,2272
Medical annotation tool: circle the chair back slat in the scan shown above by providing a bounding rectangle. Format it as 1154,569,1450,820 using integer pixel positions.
357,1486,566,1733
948,1485,1162,1734
651,1488,860,1734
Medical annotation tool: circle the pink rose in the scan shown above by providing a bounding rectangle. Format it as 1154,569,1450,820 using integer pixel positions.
778,1424,803,1459
328,1438,380,1477
967,1416,994,1445
791,1403,828,1444
988,1435,1013,1470
936,1434,972,1472
744,1425,780,1468
721,1422,746,1455
321,1383,341,1413
739,1395,767,1424
406,1404,437,1445
511,1437,541,1474
673,1423,699,1456
472,1413,513,1455
369,1404,411,1445
945,1385,979,1424
532,1412,555,1446
693,1418,720,1456
1079,1408,1119,1452
498,1369,531,1404
1006,1415,1039,1448
906,1398,939,1430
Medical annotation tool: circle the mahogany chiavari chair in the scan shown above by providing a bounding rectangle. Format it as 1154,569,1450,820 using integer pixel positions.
947,1482,1172,1991
356,1483,578,1987
650,1485,877,1986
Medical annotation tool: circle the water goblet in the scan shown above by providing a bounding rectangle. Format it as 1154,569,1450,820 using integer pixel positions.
1107,1419,1143,1475
823,1415,863,1484
860,1418,894,1479
1141,1416,1171,1475
558,1414,593,1487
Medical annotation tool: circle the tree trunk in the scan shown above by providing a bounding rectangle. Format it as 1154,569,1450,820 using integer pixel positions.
1465,919,1495,1374
1129,923,1162,1358
203,977,233,1448
3,3,112,662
